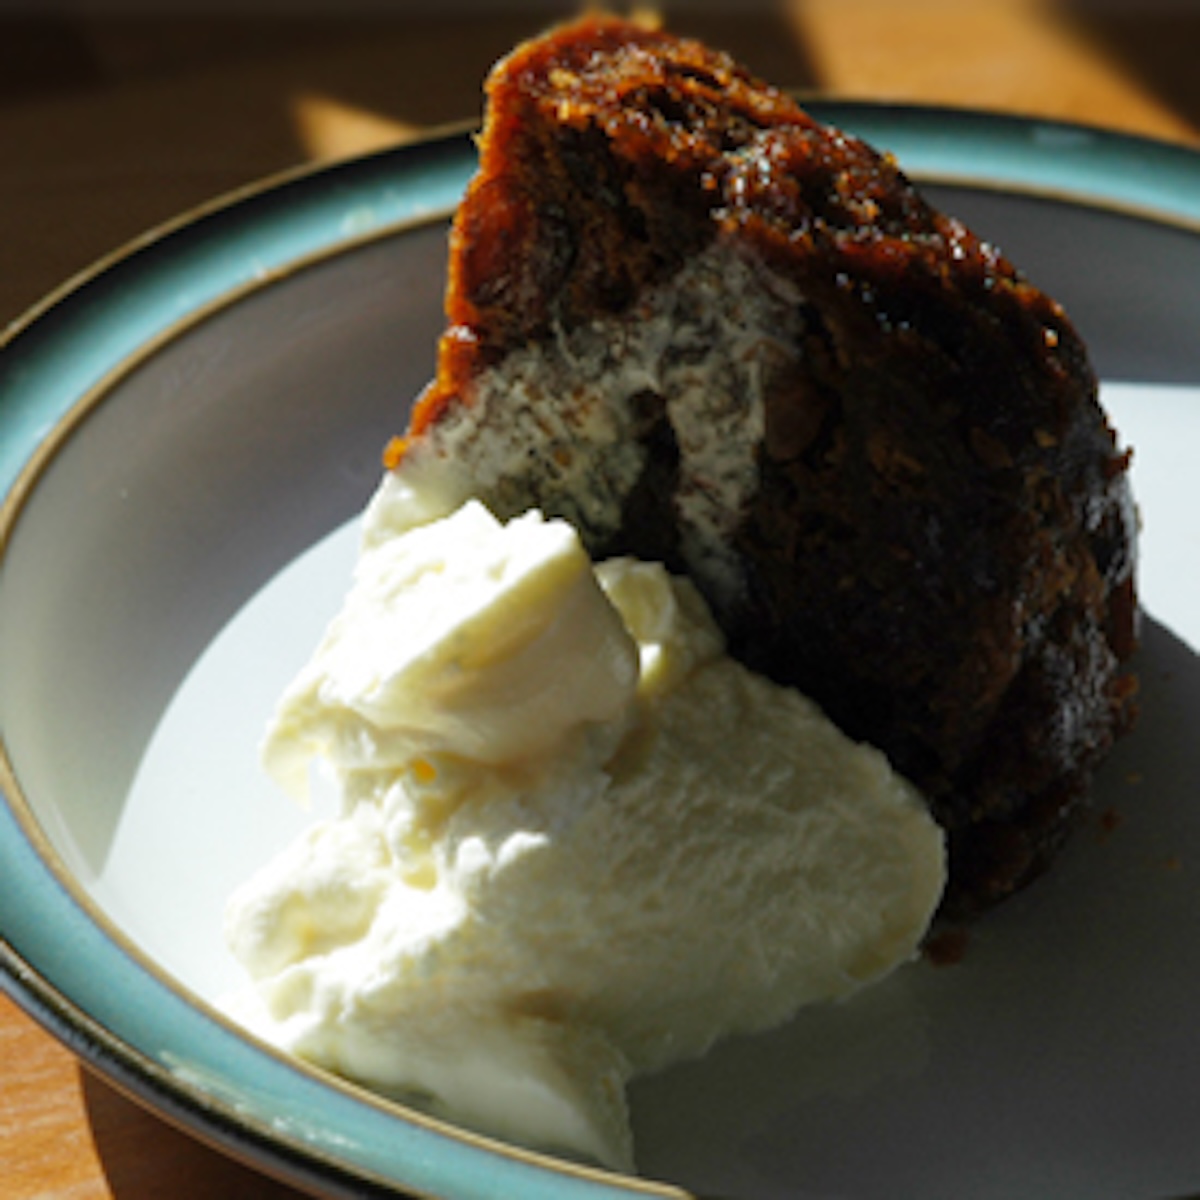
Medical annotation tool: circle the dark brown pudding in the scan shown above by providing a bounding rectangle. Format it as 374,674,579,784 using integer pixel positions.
384,14,1138,918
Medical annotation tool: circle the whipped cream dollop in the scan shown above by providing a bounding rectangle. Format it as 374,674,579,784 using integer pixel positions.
224,488,946,1173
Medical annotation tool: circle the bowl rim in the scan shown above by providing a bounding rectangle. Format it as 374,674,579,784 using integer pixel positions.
4,102,1200,1199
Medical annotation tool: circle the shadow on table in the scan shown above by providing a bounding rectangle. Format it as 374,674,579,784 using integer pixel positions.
80,1068,305,1200
1054,0,1200,141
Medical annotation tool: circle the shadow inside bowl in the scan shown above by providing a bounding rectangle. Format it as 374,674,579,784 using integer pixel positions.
630,612,1200,1200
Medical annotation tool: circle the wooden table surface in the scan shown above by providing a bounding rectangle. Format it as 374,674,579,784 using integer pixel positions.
3,3,1200,1197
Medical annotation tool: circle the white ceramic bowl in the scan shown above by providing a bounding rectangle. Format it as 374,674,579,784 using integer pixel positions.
4,108,1200,1199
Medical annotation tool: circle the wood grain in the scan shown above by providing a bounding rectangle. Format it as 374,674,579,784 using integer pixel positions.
2,5,1198,1196
0,994,306,1198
